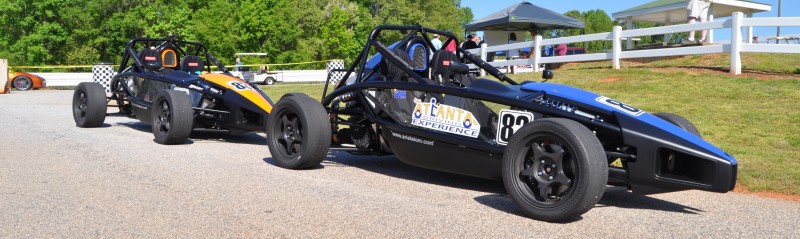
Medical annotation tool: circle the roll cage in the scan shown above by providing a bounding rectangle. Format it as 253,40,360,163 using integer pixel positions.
322,25,523,102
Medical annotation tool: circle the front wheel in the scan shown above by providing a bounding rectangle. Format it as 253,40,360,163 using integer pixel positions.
72,82,107,127
502,118,607,222
266,93,330,169
151,90,193,145
13,76,33,91
653,112,701,137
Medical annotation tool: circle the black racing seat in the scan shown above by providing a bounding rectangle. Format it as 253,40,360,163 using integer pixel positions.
430,49,473,87
180,55,204,75
137,49,162,72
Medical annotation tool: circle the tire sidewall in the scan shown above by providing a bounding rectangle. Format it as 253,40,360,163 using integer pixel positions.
151,90,193,144
502,118,607,221
72,82,107,127
266,94,330,169
653,112,701,137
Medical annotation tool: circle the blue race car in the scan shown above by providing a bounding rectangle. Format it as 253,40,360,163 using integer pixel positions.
265,25,737,222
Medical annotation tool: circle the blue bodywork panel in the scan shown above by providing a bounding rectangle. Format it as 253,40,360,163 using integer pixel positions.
521,83,736,165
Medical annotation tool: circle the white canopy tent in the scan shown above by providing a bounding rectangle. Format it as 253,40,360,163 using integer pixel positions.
612,0,772,46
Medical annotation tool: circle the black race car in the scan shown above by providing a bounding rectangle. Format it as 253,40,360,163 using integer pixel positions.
72,38,274,144
265,26,737,221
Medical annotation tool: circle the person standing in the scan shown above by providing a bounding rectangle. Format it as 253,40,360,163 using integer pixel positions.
686,0,711,44
235,57,242,72
431,34,443,50
462,34,479,50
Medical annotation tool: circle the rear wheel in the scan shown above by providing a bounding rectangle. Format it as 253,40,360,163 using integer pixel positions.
502,118,607,222
264,76,276,85
72,82,107,127
653,112,701,137
266,93,330,169
13,76,33,91
151,90,193,145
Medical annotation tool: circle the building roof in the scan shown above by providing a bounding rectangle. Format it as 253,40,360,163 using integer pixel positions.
612,0,771,23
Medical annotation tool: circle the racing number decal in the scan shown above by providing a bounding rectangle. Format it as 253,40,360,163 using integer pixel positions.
595,96,644,116
496,109,534,145
228,81,251,91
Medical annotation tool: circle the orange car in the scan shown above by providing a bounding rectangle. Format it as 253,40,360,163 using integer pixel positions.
8,68,46,91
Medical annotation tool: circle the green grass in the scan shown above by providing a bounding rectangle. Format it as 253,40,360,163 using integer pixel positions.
259,54,800,195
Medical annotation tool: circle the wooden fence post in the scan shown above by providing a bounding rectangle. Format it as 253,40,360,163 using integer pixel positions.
533,35,542,72
479,43,487,76
731,12,743,75
613,26,622,69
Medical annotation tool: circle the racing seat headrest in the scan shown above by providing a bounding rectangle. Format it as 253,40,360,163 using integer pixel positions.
180,55,204,75
431,49,472,86
405,36,429,71
137,49,162,71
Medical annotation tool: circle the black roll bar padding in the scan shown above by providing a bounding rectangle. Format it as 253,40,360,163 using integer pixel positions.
458,48,518,85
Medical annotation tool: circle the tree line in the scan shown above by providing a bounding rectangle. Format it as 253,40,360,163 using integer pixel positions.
0,0,472,69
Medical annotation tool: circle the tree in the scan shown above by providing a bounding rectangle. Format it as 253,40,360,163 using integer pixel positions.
0,0,474,68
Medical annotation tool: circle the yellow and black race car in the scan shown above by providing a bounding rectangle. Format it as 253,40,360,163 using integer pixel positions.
71,37,274,144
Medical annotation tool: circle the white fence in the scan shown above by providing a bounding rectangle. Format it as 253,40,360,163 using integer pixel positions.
468,12,800,75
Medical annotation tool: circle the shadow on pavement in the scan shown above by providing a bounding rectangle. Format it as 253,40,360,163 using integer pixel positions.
116,122,266,146
475,186,703,220
311,152,504,194
596,187,704,214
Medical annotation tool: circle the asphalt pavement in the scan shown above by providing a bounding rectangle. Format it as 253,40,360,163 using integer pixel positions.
1,90,798,238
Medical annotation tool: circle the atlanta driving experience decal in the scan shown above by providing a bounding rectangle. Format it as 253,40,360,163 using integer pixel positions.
411,98,481,138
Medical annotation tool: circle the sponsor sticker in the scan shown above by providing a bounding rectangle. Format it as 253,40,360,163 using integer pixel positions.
188,62,199,67
391,131,434,146
393,90,406,99
411,98,481,138
595,96,644,116
443,60,451,66
144,56,156,61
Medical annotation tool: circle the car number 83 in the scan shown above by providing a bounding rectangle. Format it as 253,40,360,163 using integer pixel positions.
496,109,534,145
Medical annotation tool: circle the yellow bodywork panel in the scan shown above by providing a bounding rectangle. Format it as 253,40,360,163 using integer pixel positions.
201,73,273,113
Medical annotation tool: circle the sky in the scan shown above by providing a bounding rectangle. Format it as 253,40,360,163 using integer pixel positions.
460,0,800,41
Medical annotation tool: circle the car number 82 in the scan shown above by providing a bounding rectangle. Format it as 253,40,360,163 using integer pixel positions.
496,109,534,145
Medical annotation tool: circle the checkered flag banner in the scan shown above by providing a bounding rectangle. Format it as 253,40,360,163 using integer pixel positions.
92,63,116,95
326,60,346,84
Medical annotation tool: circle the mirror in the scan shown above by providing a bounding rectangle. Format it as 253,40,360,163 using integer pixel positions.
542,70,554,80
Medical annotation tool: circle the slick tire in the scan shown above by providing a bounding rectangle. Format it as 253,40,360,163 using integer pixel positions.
152,90,194,145
502,118,607,222
266,93,331,169
653,112,701,137
72,82,108,128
